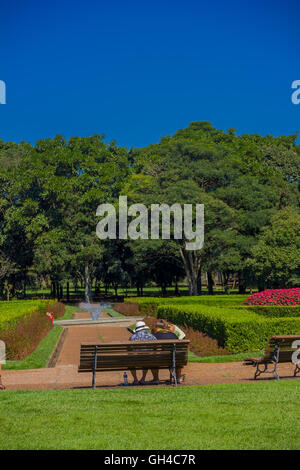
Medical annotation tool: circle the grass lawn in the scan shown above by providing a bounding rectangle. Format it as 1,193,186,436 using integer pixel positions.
1,381,300,450
187,350,264,363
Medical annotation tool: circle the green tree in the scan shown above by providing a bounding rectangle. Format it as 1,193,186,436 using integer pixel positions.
247,207,300,288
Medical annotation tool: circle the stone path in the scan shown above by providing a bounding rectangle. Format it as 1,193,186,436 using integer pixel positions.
2,310,300,390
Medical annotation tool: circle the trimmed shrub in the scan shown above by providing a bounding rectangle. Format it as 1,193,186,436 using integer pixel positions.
157,304,300,353
0,300,65,360
113,302,141,316
124,295,248,316
246,305,300,317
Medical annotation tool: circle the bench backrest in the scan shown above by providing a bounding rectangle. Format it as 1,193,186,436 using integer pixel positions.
263,335,300,363
78,340,190,372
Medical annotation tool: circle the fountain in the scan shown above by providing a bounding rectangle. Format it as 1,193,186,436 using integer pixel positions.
78,302,112,321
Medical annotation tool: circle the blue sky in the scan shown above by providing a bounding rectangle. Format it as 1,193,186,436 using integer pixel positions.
0,0,299,148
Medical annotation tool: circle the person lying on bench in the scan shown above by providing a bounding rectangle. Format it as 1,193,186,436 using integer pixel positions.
129,321,159,385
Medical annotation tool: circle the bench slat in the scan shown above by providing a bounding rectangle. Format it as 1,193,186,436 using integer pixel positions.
78,340,189,374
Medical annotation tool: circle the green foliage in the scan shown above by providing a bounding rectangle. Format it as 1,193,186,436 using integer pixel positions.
0,300,51,332
246,207,300,288
0,122,299,297
126,295,300,353
157,304,300,352
245,305,300,317
0,300,64,360
3,304,79,369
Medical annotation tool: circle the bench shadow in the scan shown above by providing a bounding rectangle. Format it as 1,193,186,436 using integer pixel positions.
242,374,300,382
72,379,185,390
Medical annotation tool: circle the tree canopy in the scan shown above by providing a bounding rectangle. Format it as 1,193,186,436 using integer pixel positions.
0,122,299,299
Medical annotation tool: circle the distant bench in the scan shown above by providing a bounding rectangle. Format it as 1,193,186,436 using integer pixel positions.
244,335,300,380
78,340,190,388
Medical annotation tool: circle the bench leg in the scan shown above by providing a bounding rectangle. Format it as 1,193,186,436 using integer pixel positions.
294,364,300,377
254,363,267,380
92,370,96,389
273,362,280,381
92,345,98,389
170,344,177,386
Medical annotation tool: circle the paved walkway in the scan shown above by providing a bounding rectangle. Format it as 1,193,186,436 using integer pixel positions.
2,311,300,390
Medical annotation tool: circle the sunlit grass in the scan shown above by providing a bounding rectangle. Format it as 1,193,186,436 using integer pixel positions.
1,381,300,450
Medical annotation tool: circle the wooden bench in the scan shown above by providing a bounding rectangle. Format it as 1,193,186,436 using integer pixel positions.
78,339,190,388
244,335,300,380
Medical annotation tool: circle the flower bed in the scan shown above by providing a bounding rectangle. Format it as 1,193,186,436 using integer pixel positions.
244,288,300,306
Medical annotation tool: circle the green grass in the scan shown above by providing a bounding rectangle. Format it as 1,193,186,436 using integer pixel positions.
187,350,263,363
2,305,79,370
103,307,125,318
1,381,300,449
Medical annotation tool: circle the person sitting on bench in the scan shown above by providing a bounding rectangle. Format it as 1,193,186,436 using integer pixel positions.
129,321,159,385
152,320,186,384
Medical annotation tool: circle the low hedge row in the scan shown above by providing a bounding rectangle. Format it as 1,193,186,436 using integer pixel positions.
0,300,65,360
0,300,50,331
245,305,300,317
156,304,300,353
124,296,300,353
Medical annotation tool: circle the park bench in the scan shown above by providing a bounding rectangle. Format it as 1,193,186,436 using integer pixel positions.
78,339,190,388
244,335,300,380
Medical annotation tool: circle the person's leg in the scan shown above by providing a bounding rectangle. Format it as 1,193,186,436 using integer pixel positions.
130,369,139,385
176,367,185,383
167,367,184,384
149,369,159,384
139,369,148,384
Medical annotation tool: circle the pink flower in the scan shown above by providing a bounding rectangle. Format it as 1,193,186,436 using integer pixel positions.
244,288,300,306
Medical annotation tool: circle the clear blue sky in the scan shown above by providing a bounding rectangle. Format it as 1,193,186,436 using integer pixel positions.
0,0,299,148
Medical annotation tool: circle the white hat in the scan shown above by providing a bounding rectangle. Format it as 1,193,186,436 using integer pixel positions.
134,321,149,333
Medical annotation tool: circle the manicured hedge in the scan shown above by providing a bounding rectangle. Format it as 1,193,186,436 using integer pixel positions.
156,304,300,353
0,300,65,360
124,295,248,316
0,300,50,331
125,295,300,353
245,305,300,318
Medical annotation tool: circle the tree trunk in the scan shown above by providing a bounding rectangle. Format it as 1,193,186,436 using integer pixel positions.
238,272,246,294
197,267,202,295
207,271,214,295
84,262,92,303
56,282,61,301
180,248,201,296
67,282,70,302
23,274,26,298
